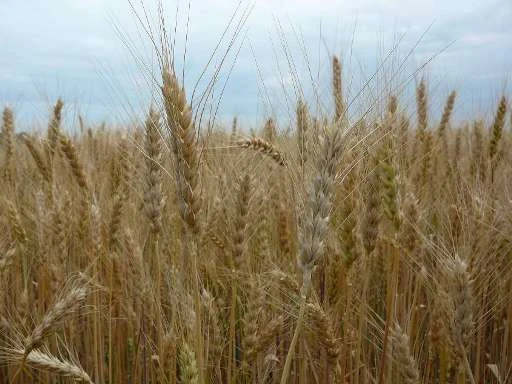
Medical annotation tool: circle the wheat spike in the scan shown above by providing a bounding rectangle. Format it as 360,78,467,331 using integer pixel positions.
162,68,201,233
47,98,64,159
6,201,27,246
263,118,277,142
297,99,309,167
389,325,420,384
22,135,52,183
361,157,381,256
438,91,457,136
278,203,291,258
379,142,401,231
233,174,251,270
0,244,16,271
24,285,87,359
242,281,264,362
489,96,507,181
2,107,15,182
7,348,93,383
449,256,474,350
237,137,286,166
416,78,428,135
230,116,238,144
179,342,199,384
306,302,340,364
298,127,342,291
332,55,345,122
281,127,343,384
59,133,89,192
143,107,164,235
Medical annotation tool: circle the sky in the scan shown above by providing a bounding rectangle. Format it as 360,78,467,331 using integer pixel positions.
0,0,511,130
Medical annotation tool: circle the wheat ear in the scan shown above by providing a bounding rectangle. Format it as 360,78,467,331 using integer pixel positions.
438,91,457,136
297,99,309,169
47,98,64,159
233,174,251,270
8,348,93,384
280,127,342,384
22,135,52,183
447,256,476,384
2,107,15,182
162,68,201,233
59,133,89,192
162,66,204,383
489,96,507,182
389,325,420,384
23,286,87,359
237,137,286,166
416,78,428,135
179,342,199,384
333,55,345,122
263,117,277,142
143,107,164,235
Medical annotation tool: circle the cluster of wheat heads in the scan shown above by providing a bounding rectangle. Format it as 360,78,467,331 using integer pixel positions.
1,56,512,384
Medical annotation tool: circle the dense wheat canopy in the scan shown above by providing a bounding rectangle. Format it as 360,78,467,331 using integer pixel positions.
1,2,512,384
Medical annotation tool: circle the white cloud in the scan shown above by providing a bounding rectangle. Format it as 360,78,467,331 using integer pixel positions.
0,0,510,125
461,32,509,46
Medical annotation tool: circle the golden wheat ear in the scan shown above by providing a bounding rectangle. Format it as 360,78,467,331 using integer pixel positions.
438,91,457,136
7,347,94,384
296,99,309,168
143,107,164,236
2,106,15,182
489,96,507,181
332,55,345,122
23,284,87,360
59,132,89,192
22,135,52,184
161,68,201,234
389,325,420,384
236,137,286,166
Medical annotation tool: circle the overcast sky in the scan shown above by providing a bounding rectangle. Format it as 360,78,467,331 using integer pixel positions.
0,0,511,129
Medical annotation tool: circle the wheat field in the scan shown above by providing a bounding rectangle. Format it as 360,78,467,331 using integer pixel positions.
0,17,512,384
